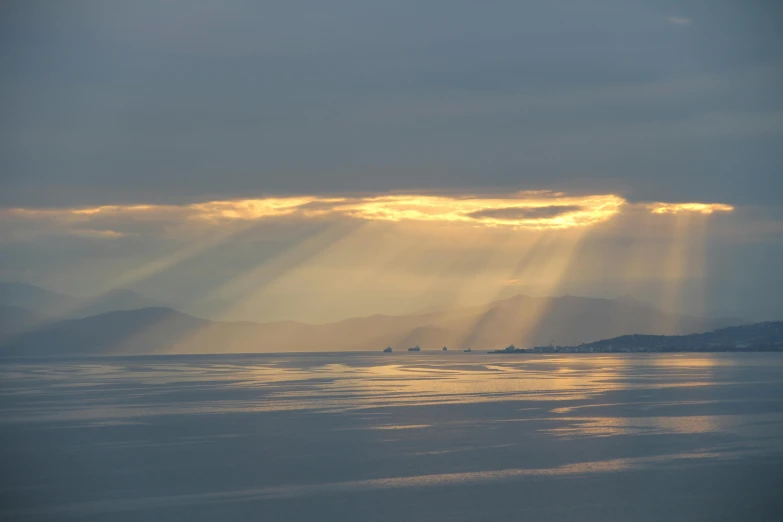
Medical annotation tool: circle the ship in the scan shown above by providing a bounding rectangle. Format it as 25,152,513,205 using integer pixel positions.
408,346,421,352
383,347,392,353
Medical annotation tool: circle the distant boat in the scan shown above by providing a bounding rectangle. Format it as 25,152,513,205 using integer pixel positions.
408,346,421,352
463,348,472,352
383,347,392,353
442,346,448,351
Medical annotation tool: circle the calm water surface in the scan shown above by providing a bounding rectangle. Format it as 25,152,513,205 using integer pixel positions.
1,353,782,521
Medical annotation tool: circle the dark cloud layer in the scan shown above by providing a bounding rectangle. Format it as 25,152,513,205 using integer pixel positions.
468,205,584,220
1,0,782,207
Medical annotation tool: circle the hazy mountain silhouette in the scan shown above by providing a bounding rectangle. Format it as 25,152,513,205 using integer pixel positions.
0,293,746,355
0,305,49,342
0,283,76,316
577,321,783,352
1,307,208,356
0,283,167,318
73,289,167,318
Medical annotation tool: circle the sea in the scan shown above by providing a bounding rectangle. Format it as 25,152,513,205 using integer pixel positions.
1,352,782,521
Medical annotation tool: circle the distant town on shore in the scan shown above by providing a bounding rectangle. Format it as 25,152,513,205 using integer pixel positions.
488,322,783,354
382,322,783,354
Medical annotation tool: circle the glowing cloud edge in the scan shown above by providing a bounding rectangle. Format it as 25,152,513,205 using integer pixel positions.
646,202,734,215
3,193,735,234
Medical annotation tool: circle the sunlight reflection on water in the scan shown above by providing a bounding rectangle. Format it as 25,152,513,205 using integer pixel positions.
0,353,780,423
2,353,783,521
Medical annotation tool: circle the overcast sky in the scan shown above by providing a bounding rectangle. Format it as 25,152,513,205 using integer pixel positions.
1,0,782,322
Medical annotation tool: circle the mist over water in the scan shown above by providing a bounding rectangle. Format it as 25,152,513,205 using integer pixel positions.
2,352,782,521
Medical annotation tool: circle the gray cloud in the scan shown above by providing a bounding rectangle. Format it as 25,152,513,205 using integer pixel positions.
2,0,782,208
468,205,584,220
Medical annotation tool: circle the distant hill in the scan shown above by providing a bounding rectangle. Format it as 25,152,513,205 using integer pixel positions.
383,293,735,349
0,293,746,355
576,321,783,352
1,307,209,356
0,305,49,342
0,283,76,316
73,289,166,318
0,283,167,318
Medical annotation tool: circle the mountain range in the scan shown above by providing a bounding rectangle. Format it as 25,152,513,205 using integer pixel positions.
0,283,166,318
0,283,746,355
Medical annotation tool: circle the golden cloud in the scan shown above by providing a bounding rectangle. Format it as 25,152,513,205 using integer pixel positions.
328,193,625,229
1,193,736,238
189,197,319,221
646,202,734,215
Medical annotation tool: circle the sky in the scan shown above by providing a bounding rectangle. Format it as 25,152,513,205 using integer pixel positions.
1,0,782,323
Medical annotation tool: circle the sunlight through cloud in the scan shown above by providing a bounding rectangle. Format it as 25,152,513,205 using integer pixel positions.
646,203,734,215
2,194,737,240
